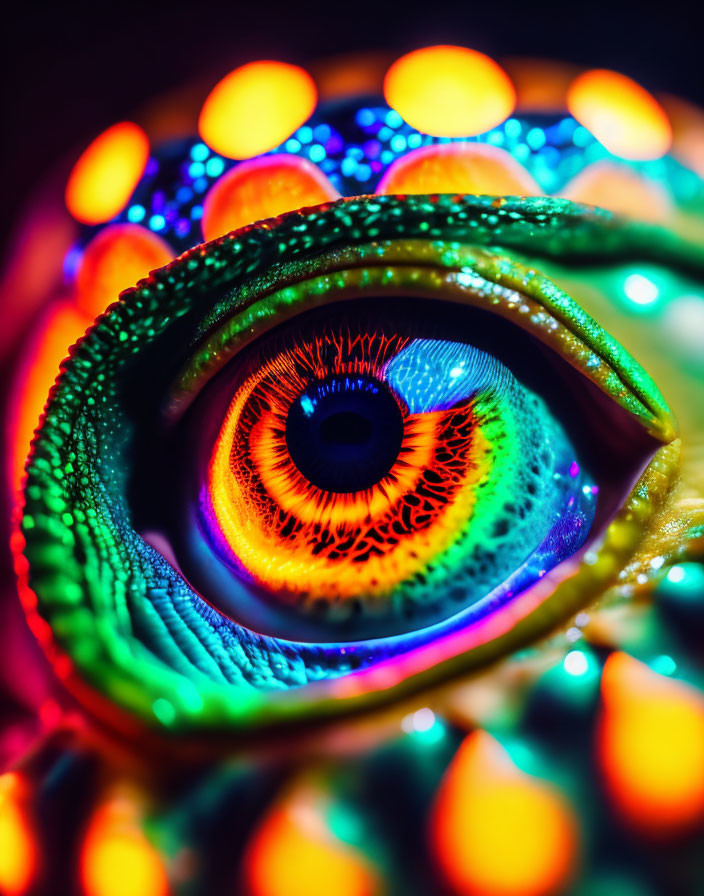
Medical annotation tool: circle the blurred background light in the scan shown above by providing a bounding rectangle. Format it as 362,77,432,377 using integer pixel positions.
201,154,338,240
243,800,380,896
198,61,317,160
623,273,659,306
377,144,541,196
80,790,169,896
383,46,515,138
431,730,577,896
599,652,704,835
65,122,150,225
0,773,36,896
567,69,671,160
76,223,173,318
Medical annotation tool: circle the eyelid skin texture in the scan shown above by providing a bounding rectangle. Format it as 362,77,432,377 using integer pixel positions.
169,237,675,441
16,194,686,735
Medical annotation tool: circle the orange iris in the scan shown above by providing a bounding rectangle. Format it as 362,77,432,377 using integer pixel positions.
206,329,489,608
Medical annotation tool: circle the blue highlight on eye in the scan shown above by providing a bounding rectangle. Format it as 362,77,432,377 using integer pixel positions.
384,338,512,413
300,395,315,417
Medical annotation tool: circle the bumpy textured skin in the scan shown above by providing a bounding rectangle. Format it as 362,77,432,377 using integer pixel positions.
5,61,704,896
19,195,686,730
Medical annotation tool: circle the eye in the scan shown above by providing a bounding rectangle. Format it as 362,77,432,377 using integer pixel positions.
17,191,680,734
163,299,601,644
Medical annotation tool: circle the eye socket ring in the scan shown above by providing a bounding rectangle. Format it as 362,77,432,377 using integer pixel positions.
16,195,682,736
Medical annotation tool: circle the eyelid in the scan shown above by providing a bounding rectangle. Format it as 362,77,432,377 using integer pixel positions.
165,218,677,443
16,192,692,734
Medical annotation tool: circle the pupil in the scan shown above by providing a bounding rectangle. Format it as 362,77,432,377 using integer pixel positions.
320,412,373,446
285,374,404,493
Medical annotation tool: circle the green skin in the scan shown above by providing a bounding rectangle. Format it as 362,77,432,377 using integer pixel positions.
11,192,704,896
18,193,694,734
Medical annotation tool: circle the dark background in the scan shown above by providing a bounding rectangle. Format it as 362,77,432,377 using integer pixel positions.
2,0,703,262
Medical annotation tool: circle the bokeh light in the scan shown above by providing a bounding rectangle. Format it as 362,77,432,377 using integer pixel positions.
377,144,542,196
431,730,577,896
383,46,515,138
10,301,91,490
80,790,169,896
198,61,317,160
243,801,380,896
202,154,339,241
0,773,36,896
560,161,672,222
563,650,589,677
567,69,672,160
623,273,659,306
599,652,704,835
662,297,704,364
76,223,173,318
65,122,150,225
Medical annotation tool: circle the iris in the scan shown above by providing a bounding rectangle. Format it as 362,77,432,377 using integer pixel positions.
200,306,598,640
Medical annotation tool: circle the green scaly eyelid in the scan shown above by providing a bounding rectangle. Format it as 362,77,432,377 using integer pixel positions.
170,240,675,440
161,194,688,442
17,195,692,735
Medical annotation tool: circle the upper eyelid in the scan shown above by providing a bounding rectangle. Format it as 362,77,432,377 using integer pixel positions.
155,198,678,440
167,248,670,435
157,192,702,319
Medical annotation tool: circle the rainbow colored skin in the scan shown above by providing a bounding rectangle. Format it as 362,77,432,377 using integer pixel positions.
17,193,684,732
3,51,704,896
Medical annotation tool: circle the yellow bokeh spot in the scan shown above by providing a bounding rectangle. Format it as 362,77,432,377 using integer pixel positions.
198,61,317,160
383,46,515,138
599,652,704,835
0,773,36,896
202,154,339,241
80,790,169,896
65,122,150,225
377,143,542,196
76,223,173,318
431,731,577,896
567,69,672,161
244,802,380,896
